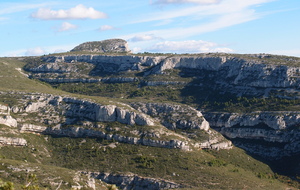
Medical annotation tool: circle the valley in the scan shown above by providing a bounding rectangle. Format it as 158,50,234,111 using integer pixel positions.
0,39,300,189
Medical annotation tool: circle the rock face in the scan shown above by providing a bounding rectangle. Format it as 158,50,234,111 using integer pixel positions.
0,104,18,127
0,115,18,128
131,102,209,131
147,55,300,97
71,39,131,53
19,124,192,150
88,172,183,190
26,53,300,98
204,112,300,159
39,54,165,74
0,92,231,151
0,137,27,146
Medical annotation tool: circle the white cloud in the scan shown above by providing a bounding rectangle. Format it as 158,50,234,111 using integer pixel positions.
152,0,221,5
31,4,107,20
128,34,163,42
148,40,233,53
25,47,46,56
58,22,77,32
98,25,118,31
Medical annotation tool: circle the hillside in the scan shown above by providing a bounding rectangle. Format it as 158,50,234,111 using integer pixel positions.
0,40,300,189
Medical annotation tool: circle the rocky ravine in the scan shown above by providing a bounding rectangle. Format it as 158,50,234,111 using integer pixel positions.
0,91,231,151
204,112,300,159
25,53,300,98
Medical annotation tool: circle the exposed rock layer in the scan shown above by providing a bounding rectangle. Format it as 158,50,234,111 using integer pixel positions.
27,53,300,97
88,172,183,190
204,112,300,159
0,92,231,151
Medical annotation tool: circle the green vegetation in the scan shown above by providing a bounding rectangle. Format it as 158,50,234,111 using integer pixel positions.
0,58,60,94
53,80,300,112
0,134,296,189
0,179,14,190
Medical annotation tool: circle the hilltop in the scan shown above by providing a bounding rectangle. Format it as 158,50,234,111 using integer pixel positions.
70,39,131,53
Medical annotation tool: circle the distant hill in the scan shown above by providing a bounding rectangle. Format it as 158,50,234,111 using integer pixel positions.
70,39,131,53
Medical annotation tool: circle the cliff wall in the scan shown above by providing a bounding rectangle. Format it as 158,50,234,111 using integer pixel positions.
24,54,300,98
204,112,300,159
0,92,231,151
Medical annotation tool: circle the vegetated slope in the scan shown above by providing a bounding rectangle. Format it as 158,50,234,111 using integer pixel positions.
0,50,299,190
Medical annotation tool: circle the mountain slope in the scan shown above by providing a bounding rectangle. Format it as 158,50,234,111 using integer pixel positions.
0,45,299,189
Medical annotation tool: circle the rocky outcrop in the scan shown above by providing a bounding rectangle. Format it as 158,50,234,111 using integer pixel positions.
20,124,191,150
38,77,138,84
10,93,155,126
151,55,300,88
204,111,300,130
0,104,18,127
131,102,232,150
28,62,81,73
131,102,209,131
71,39,131,53
144,81,187,86
0,116,17,128
146,55,300,97
87,172,183,190
0,92,233,151
0,137,27,146
204,112,300,159
25,53,300,97
39,54,165,74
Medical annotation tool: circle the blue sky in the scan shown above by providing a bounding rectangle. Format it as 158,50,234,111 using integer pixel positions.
0,0,299,57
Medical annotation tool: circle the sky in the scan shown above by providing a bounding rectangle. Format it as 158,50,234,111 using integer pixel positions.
0,0,300,57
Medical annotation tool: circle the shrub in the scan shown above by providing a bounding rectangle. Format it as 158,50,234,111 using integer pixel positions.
206,159,227,167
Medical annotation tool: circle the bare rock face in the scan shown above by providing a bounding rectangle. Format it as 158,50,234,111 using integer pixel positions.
71,39,131,53
88,172,183,190
131,102,209,131
204,111,300,159
27,53,300,98
0,137,27,146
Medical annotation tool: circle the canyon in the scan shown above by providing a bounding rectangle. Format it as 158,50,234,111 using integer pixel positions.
1,40,300,189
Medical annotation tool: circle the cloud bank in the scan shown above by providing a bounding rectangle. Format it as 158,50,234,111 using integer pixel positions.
148,40,233,53
25,47,46,56
31,4,107,20
128,34,163,42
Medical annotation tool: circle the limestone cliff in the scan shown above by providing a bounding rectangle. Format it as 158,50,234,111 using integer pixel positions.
0,92,231,151
87,172,183,190
25,53,300,98
71,39,131,53
204,111,300,159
